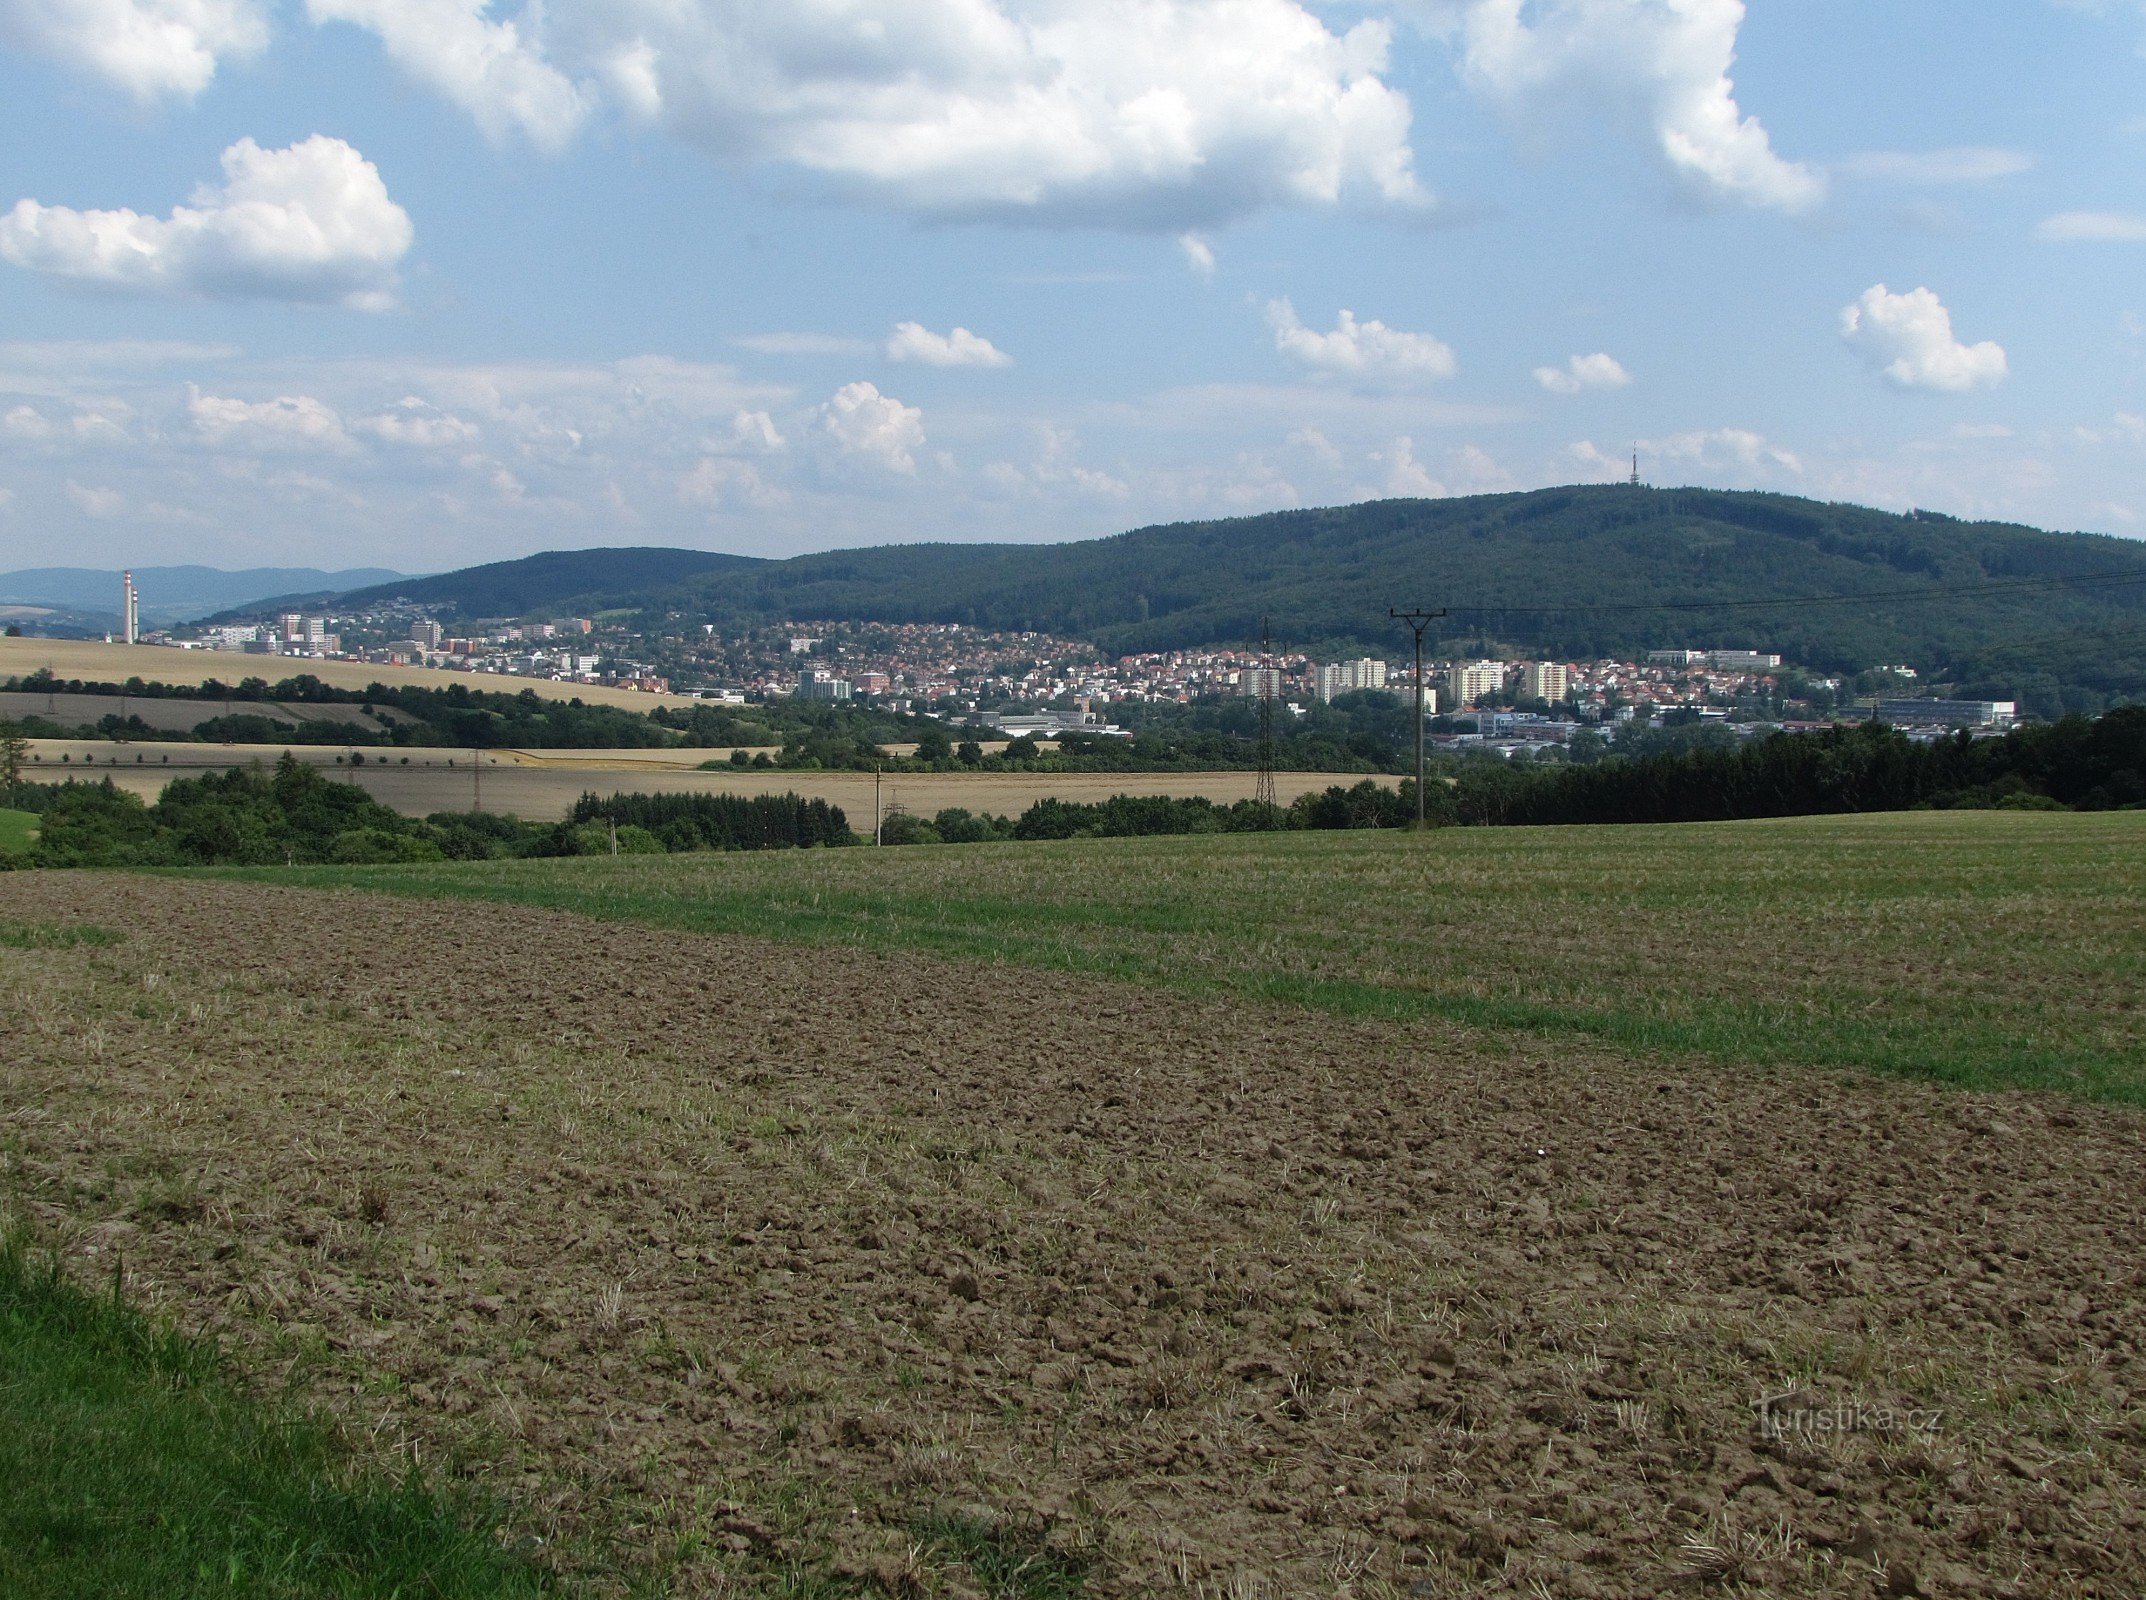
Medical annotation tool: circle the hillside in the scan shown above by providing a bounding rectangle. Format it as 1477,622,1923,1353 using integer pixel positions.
1,565,406,629
326,547,761,619
301,487,2146,701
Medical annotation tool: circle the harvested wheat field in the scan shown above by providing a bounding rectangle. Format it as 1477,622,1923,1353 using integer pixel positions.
4,872,2144,1599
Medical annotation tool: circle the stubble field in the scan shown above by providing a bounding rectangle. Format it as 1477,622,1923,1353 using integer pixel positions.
4,814,2145,1598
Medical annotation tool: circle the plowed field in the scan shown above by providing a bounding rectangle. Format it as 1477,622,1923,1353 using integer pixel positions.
4,873,2142,1598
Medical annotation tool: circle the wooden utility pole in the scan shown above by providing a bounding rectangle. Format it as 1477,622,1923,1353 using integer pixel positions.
1390,608,1448,826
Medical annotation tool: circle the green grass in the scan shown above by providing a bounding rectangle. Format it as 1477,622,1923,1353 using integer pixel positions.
0,1234,557,1599
0,807,37,854
208,810,2146,1103
0,921,120,950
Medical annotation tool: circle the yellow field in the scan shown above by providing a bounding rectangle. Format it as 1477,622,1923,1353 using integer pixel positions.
0,637,705,712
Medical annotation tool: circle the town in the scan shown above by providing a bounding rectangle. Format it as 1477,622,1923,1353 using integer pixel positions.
114,566,2018,751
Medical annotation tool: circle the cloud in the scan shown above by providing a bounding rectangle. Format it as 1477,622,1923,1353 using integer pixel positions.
1455,0,1823,213
1534,351,1630,394
1267,299,1455,382
1840,284,2008,393
820,380,924,473
305,0,588,151
352,397,480,448
730,331,876,357
318,0,1423,228
66,480,124,515
678,455,788,508
886,321,1012,369
0,0,267,100
1842,147,2033,184
0,136,413,310
981,424,1128,498
2039,210,2146,241
728,409,785,451
1286,426,1342,466
1371,435,1446,497
3,405,55,441
188,386,355,450
1571,427,1800,481
1178,232,1217,279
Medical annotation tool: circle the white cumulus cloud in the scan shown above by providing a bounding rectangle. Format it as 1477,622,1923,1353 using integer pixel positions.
678,455,788,508
820,380,924,473
728,409,786,451
886,321,1012,368
318,0,1424,228
1456,0,1823,213
2038,210,2146,242
1178,231,1217,279
1372,435,1446,497
0,136,413,310
1534,351,1630,394
1840,284,2008,393
0,0,267,100
188,387,355,450
352,397,480,448
305,0,588,151
1268,299,1455,382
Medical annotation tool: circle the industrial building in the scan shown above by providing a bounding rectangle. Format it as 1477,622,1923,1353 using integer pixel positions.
1876,699,2016,729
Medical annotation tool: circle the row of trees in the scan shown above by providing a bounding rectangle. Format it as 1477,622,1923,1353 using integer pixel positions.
2,758,855,868
5,714,2137,870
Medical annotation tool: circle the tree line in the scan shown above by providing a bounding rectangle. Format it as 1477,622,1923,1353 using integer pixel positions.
0,758,854,868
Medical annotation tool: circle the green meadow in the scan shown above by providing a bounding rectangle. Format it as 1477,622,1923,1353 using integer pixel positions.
0,1238,555,1600
0,809,39,854
217,809,2146,1104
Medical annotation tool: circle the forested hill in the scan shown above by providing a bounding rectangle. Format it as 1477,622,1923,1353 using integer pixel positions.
317,487,2146,700
318,547,762,619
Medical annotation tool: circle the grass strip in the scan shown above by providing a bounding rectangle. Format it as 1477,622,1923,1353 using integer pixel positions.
0,1234,557,1600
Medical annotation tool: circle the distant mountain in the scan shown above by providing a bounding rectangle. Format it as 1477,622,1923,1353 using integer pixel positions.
295,488,2146,710
0,565,408,628
324,548,762,619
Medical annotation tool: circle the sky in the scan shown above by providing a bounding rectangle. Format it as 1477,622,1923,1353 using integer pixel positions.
1,0,2144,575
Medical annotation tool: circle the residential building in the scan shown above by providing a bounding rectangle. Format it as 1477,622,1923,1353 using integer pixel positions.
1704,649,1783,671
1444,659,1505,707
121,571,139,644
1518,661,1569,704
1315,657,1389,701
796,670,852,701
1241,666,1286,698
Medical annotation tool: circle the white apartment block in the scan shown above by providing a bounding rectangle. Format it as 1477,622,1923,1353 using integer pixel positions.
1518,661,1569,703
1314,657,1390,702
1444,659,1505,707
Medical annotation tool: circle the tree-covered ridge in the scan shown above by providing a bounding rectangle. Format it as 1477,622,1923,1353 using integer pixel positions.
306,487,2146,704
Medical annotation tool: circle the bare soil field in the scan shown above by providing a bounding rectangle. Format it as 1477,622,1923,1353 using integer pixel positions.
3,874,2142,1598
0,637,704,711
21,748,1381,821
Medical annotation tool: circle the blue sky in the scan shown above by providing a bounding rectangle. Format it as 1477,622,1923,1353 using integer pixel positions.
1,0,2143,573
